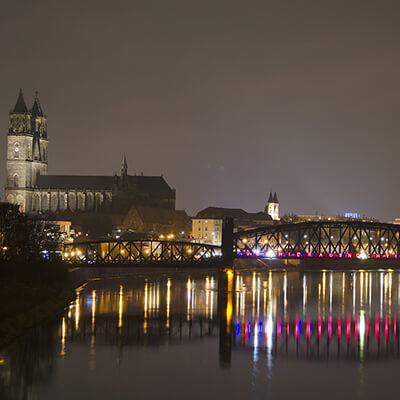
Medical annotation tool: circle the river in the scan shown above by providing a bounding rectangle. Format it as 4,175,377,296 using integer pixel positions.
1,267,400,399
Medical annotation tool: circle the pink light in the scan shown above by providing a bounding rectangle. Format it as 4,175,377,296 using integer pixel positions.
295,317,299,341
287,320,290,337
347,315,351,344
394,317,397,339
328,317,332,339
337,317,341,341
366,318,370,338
307,320,310,340
318,318,322,340
385,316,389,344
277,319,282,337
375,313,379,341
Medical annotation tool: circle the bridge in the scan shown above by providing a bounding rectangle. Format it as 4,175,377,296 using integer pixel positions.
62,238,221,265
234,220,400,260
62,220,400,265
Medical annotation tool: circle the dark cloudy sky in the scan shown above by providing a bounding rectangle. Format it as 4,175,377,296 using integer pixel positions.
1,0,399,220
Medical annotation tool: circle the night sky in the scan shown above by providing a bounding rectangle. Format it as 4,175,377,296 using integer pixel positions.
1,0,399,221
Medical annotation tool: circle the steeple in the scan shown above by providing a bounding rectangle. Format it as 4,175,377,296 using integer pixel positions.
121,155,128,177
31,91,43,117
12,88,28,114
273,192,278,203
268,192,273,202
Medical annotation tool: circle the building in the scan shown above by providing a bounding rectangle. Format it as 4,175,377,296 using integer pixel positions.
266,192,279,220
5,90,176,215
121,205,191,238
192,218,222,246
196,206,272,231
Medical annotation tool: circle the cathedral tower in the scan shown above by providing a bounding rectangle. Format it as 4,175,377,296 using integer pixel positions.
266,192,279,221
5,89,48,212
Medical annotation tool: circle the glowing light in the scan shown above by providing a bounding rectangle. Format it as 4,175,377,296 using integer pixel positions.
318,318,322,339
266,249,276,258
60,317,66,356
358,250,368,260
118,285,123,328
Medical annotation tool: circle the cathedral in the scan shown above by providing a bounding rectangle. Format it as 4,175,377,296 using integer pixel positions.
5,89,176,215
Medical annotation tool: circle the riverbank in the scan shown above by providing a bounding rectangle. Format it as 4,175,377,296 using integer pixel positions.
0,260,75,348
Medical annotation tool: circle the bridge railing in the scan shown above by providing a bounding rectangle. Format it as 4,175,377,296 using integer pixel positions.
234,221,400,259
62,239,222,265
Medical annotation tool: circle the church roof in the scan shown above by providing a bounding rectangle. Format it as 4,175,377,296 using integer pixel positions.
196,207,250,220
31,92,44,117
12,89,28,114
273,192,278,203
36,174,173,192
268,192,273,202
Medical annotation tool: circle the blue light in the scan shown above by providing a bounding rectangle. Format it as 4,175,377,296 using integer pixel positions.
236,323,240,336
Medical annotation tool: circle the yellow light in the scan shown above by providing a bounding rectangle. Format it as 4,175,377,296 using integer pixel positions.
159,234,165,239
187,248,192,254
77,250,82,256
64,252,69,258
145,249,150,254
2,247,7,251
242,238,247,244
71,251,75,257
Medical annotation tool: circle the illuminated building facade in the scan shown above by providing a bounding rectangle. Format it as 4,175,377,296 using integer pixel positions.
192,218,223,245
5,90,176,214
196,206,272,231
266,192,279,220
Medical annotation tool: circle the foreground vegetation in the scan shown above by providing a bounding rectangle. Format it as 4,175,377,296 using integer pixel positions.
0,204,74,346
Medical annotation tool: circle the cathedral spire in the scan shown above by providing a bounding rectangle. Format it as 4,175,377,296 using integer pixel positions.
12,88,28,114
31,91,44,117
121,155,128,177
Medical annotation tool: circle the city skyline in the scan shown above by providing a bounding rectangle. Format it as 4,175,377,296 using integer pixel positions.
1,1,400,221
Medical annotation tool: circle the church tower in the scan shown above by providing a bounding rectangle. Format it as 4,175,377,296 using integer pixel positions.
5,89,48,212
266,192,279,221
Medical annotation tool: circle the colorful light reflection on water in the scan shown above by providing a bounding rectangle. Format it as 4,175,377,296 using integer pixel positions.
2,268,400,399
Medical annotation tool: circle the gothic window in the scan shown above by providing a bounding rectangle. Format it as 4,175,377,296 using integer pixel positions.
59,194,66,211
51,194,58,212
14,144,19,158
13,174,18,187
42,194,49,211
34,195,40,211
78,194,85,211
87,193,94,210
69,193,76,211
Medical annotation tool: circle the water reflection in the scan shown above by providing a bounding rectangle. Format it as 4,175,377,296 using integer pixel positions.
2,268,400,399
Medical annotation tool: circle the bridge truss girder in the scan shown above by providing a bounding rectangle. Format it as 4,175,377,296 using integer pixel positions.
234,221,400,258
63,240,222,265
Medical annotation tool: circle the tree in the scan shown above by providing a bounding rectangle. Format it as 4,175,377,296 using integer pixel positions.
0,204,60,262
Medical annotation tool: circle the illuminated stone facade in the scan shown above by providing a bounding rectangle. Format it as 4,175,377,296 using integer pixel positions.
266,192,279,221
5,90,176,214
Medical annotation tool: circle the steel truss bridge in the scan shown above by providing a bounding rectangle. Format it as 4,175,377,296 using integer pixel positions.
234,220,400,260
63,239,221,265
63,221,400,265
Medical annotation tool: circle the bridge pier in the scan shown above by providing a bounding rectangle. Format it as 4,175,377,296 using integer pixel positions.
222,217,234,265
